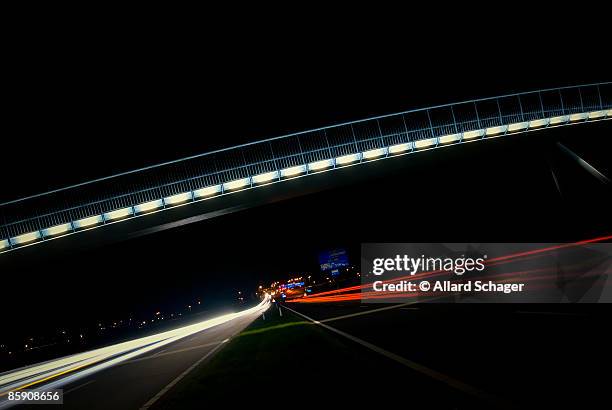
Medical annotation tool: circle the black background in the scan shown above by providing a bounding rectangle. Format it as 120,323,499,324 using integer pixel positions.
1,21,611,350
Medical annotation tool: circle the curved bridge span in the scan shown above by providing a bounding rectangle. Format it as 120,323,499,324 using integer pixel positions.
1,83,610,253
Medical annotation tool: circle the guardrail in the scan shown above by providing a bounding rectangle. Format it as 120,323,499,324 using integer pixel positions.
1,82,610,253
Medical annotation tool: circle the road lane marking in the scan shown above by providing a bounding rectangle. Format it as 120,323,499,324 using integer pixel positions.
283,304,510,409
0,300,270,400
0,338,177,395
152,349,168,357
318,301,421,323
122,340,229,365
139,313,266,409
64,380,95,395
139,339,230,410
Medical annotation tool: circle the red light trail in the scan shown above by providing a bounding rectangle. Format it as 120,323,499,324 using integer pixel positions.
287,234,612,304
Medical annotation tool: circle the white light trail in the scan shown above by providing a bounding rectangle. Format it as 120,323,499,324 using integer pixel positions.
0,298,270,400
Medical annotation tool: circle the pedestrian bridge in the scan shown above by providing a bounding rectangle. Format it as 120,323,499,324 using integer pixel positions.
1,83,610,253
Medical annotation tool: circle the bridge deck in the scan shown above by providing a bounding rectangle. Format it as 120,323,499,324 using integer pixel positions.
1,83,610,253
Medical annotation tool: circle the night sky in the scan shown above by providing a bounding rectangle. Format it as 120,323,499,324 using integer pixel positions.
1,31,610,347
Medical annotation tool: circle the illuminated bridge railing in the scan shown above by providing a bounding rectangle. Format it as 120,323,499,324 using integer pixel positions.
1,83,611,252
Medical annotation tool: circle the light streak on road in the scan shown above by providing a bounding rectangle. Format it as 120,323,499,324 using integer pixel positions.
0,297,270,403
289,235,612,304
293,264,604,304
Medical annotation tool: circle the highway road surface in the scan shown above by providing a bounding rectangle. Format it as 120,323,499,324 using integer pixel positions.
282,301,611,409
0,300,269,410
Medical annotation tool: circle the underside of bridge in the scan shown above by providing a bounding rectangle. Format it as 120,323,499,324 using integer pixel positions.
2,117,610,270
1,83,610,259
